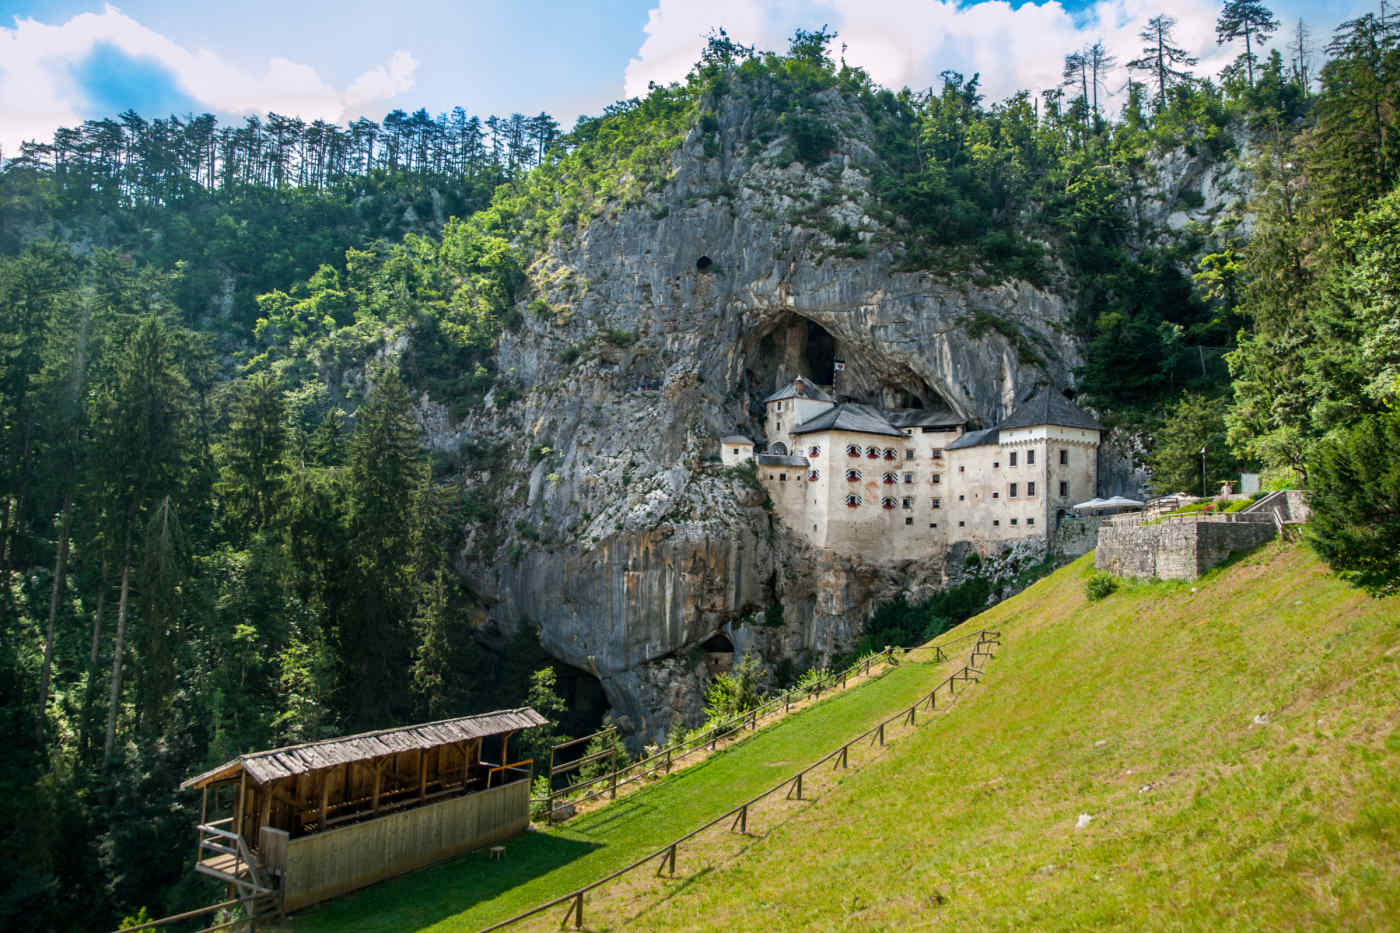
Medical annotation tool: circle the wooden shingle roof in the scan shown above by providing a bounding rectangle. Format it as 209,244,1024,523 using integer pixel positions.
180,707,547,789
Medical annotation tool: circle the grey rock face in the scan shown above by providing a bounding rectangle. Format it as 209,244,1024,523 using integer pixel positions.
452,89,1133,744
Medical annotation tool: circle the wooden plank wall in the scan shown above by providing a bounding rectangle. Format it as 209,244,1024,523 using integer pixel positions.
279,778,529,912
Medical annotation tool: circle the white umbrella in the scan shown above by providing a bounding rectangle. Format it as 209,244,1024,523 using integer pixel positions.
1102,495,1144,509
1072,498,1109,510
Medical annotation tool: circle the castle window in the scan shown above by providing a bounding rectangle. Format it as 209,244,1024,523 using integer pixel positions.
1027,481,1036,497
1027,517,1035,525
1027,450,1036,465
1010,518,1018,525
1059,449,1068,465
846,444,861,457
845,494,861,508
777,421,782,431
993,491,1000,499
779,473,787,482
1059,481,1068,496
958,494,965,501
902,497,912,509
958,520,966,527
808,445,821,458
903,473,913,484
993,519,1000,526
1009,482,1018,498
1009,452,1018,467
931,498,941,509
931,449,943,459
883,448,897,461
905,449,915,460
846,469,862,482
905,516,913,525
882,472,898,485
866,446,880,458
809,469,820,482
881,497,897,510
993,460,1000,469
958,465,965,473
932,473,941,484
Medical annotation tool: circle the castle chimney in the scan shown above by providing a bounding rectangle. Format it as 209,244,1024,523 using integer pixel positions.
794,376,806,397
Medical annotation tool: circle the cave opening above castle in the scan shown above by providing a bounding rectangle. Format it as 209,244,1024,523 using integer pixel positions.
721,379,1102,558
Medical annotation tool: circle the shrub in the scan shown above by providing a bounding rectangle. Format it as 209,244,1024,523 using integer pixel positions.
1086,572,1118,601
558,345,581,365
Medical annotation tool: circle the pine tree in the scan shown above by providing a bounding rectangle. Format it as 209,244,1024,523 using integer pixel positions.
1217,0,1280,87
1128,14,1200,110
216,371,289,537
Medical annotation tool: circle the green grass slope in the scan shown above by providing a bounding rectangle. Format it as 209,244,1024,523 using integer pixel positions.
612,542,1400,931
292,651,967,932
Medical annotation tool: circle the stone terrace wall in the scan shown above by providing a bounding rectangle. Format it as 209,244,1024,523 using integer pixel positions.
1095,518,1277,581
1053,515,1106,560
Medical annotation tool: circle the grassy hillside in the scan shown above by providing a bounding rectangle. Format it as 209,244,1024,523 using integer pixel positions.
600,542,1399,931
292,541,1397,931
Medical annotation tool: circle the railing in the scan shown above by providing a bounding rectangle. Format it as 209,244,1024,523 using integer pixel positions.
537,646,911,817
483,759,534,789
483,630,1000,932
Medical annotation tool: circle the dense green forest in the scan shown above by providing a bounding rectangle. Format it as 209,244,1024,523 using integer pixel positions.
2,6,1398,928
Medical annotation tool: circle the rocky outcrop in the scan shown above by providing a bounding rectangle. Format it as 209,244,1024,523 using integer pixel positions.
440,86,1132,745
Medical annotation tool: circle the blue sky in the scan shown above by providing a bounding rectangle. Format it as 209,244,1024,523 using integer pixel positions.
0,0,1368,155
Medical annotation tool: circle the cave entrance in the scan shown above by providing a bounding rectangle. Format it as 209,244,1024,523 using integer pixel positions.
700,632,734,653
804,319,836,386
552,663,609,739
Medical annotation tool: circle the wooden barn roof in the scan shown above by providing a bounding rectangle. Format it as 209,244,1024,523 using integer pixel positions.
181,707,548,790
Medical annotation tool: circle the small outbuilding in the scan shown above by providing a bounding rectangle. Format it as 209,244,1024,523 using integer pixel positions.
720,435,754,466
182,707,546,912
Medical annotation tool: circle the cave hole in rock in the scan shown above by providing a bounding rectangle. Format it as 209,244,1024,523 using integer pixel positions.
696,255,713,272
542,663,610,773
700,631,734,653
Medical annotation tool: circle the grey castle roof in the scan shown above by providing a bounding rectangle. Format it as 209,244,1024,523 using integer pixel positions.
998,386,1100,431
791,403,906,438
948,427,999,450
887,407,965,429
947,388,1099,450
764,379,833,404
721,435,754,445
756,454,810,467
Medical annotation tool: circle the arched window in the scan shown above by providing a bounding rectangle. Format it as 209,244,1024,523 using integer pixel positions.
845,493,861,508
846,444,861,457
808,469,820,482
883,448,896,460
771,441,788,456
808,445,821,458
882,472,897,485
866,445,880,458
881,496,897,510
845,469,862,482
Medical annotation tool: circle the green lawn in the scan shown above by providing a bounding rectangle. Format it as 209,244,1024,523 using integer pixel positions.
291,650,965,932
613,542,1400,931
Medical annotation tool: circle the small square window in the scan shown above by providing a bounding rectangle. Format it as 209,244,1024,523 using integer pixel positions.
931,449,943,459
1009,452,1018,466
958,520,966,527
904,517,913,526
1059,481,1068,496
903,473,913,484
779,473,786,481
958,465,965,473
905,449,915,460
932,473,941,484
993,519,1000,526
1010,518,1018,525
993,461,1000,469
958,494,965,501
992,491,1000,499
929,522,937,528
1027,450,1036,465
931,498,941,509
1027,517,1035,525
902,497,912,509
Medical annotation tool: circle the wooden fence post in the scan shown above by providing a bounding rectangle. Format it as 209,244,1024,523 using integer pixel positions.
878,722,885,746
665,746,673,774
795,772,803,799
572,892,584,928
609,765,618,800
731,803,747,834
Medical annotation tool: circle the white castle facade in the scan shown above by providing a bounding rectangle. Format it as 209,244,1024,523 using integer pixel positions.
721,378,1101,558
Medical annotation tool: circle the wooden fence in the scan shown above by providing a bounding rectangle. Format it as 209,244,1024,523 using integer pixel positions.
536,645,926,817
483,630,1001,932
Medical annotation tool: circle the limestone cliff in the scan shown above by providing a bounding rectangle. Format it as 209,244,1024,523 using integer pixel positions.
435,88,1124,743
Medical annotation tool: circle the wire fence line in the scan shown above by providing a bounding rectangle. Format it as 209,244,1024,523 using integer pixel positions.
537,642,955,817
480,629,1001,932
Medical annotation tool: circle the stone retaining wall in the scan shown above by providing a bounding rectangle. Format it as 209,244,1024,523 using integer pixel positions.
1095,518,1277,581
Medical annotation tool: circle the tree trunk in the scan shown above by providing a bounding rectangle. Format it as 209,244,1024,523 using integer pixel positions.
80,553,109,760
103,548,132,768
37,485,74,742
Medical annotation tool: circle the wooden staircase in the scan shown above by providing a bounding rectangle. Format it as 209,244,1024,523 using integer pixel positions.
195,821,282,929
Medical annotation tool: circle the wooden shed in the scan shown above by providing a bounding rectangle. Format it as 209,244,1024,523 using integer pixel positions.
182,707,546,912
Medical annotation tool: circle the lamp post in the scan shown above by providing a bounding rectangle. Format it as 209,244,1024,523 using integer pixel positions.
1199,444,1207,498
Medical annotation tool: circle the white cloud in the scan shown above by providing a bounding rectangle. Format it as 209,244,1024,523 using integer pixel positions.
0,4,415,155
624,0,1345,114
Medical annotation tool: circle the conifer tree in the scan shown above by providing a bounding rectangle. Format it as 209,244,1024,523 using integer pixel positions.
1216,0,1280,87
1128,14,1200,110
